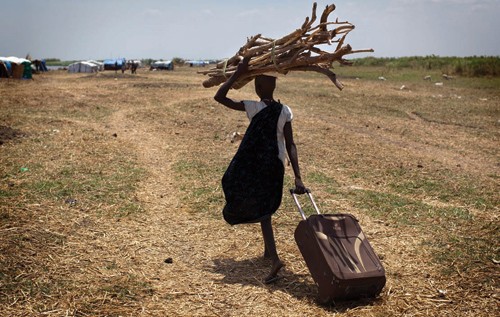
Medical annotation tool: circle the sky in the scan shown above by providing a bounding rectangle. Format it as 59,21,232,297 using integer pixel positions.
1,0,499,61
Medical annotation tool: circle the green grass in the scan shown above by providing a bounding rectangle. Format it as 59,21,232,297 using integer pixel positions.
173,158,225,215
44,59,78,67
306,171,338,185
388,169,497,210
351,56,500,77
13,160,145,214
425,219,499,276
346,189,468,226
334,64,500,92
348,186,497,274
1,129,145,219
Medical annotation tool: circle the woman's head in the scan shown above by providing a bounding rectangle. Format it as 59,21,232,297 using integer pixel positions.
254,75,276,99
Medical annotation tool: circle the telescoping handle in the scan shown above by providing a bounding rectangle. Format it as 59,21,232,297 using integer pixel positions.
290,189,321,221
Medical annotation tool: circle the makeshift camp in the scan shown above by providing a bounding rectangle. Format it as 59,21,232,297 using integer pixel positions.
150,60,173,71
0,57,32,79
67,61,98,73
199,2,373,89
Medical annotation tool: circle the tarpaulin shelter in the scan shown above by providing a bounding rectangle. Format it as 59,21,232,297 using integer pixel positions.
87,60,104,71
40,60,48,72
103,58,126,70
0,57,32,79
32,59,48,72
68,61,99,73
151,60,173,70
0,61,10,78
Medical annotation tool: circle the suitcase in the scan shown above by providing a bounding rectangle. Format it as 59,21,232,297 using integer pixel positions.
291,189,386,303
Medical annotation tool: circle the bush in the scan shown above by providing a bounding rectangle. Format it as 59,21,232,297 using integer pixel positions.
350,56,500,77
172,57,185,66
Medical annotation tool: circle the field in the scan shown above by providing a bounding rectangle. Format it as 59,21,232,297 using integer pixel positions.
1,66,498,316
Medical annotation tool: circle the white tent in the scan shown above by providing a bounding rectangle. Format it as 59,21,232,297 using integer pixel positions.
185,60,208,67
68,61,98,73
87,60,104,71
151,60,173,70
127,60,142,67
3,56,31,64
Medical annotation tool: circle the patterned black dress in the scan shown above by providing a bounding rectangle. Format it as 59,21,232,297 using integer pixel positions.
222,101,285,225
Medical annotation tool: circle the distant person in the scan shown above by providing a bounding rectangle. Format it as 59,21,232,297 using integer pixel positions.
33,60,41,72
0,61,9,78
214,57,307,284
131,62,138,74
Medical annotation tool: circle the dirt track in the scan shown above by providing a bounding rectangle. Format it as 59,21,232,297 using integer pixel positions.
1,68,498,316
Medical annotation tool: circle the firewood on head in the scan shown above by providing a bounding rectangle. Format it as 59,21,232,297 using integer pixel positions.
200,2,373,90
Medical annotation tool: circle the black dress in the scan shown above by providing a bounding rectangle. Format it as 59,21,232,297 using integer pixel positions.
222,101,285,225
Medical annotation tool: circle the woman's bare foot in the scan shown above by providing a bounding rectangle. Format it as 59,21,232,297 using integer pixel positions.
264,260,284,284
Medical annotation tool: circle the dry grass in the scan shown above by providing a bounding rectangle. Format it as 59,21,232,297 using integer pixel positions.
0,67,498,316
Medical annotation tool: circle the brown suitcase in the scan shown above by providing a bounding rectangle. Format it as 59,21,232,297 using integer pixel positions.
291,190,386,303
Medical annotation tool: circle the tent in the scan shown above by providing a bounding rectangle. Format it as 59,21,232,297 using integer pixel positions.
185,60,208,67
68,61,98,73
103,58,126,70
40,60,48,72
0,61,10,78
32,59,48,72
127,60,142,67
0,57,32,79
151,60,173,70
87,60,104,71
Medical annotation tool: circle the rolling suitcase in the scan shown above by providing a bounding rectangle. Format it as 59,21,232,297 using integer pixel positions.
291,189,386,303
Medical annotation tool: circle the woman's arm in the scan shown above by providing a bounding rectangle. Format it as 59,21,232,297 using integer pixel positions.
284,121,306,194
213,57,250,111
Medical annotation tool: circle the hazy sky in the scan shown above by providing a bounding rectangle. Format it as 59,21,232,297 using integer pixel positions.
1,0,499,61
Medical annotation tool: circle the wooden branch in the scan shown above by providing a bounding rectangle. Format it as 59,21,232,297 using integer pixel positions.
320,4,336,31
200,2,373,90
289,65,343,90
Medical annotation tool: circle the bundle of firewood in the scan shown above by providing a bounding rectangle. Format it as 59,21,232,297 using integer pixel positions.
199,2,373,90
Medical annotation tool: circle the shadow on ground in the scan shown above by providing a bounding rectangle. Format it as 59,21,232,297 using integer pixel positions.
206,256,383,313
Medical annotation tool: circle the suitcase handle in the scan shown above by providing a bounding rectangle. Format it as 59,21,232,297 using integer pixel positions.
290,189,321,220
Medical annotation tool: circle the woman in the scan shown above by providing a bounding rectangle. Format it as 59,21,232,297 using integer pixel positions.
214,57,307,283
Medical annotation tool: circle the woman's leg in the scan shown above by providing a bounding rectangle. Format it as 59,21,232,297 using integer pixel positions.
261,217,284,283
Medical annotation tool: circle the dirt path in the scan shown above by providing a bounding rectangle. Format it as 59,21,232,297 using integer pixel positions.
101,95,321,315
97,88,449,316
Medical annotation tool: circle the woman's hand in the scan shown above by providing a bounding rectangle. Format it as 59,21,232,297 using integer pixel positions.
213,56,251,111
294,178,307,195
235,56,251,74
